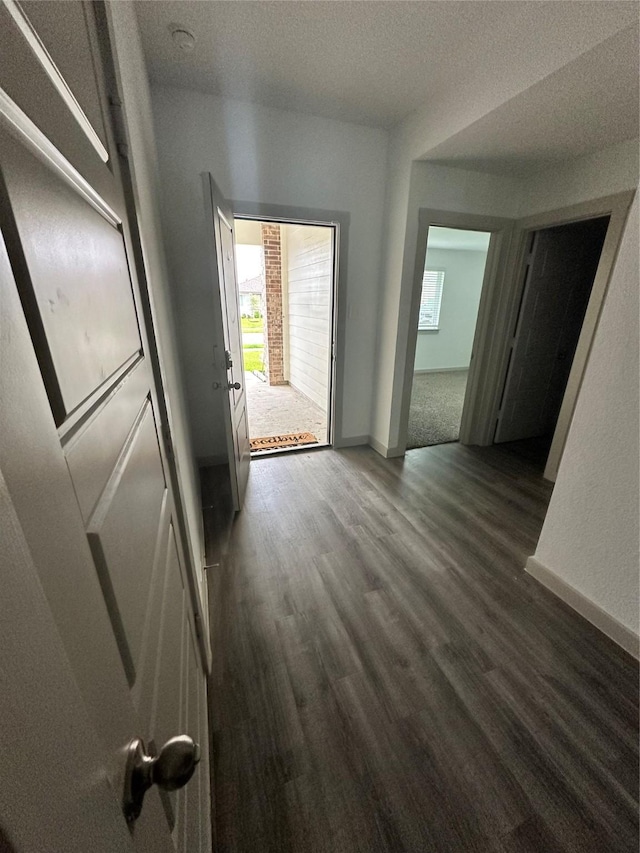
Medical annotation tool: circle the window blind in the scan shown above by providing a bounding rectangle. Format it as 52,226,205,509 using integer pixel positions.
418,270,445,330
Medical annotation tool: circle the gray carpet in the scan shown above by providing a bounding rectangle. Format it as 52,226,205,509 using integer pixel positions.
407,370,468,449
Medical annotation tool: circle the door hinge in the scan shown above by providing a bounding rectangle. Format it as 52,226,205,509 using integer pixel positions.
108,95,129,159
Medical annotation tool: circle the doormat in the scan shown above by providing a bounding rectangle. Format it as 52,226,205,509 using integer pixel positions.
250,432,318,452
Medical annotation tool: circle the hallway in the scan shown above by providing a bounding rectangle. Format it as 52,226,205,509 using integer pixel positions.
206,444,638,852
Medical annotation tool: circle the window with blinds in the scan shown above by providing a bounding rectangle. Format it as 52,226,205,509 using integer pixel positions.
418,269,445,330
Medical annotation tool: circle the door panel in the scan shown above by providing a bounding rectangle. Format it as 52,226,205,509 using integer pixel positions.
87,399,168,685
219,213,243,409
154,531,187,765
0,0,116,207
65,360,150,522
19,0,110,150
0,464,136,853
1,136,142,421
0,2,209,848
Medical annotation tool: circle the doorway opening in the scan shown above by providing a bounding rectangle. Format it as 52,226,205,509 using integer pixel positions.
494,215,610,470
407,226,491,449
233,217,336,456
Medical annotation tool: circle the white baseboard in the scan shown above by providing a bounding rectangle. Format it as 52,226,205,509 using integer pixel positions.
414,366,469,375
333,434,369,448
385,444,405,458
368,436,405,458
368,436,388,457
525,555,639,659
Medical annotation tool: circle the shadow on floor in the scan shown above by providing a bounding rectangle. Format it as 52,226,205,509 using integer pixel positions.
200,464,234,567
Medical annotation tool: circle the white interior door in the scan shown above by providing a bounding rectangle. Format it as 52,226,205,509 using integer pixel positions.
203,173,250,510
0,463,136,853
0,2,209,849
495,218,609,444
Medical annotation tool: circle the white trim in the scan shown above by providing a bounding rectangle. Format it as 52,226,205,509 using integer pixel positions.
333,434,369,448
526,555,639,659
540,195,633,480
490,192,634,482
233,201,348,448
414,366,468,375
368,436,388,457
217,206,233,232
368,436,404,458
0,87,120,228
2,0,109,163
396,209,514,456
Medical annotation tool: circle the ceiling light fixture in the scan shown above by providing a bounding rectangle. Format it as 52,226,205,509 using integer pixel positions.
170,26,196,53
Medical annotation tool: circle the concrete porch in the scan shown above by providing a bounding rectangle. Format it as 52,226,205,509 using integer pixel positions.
245,372,328,443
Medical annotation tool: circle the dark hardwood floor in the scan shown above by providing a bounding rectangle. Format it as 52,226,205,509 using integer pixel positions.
204,443,639,853
497,435,555,471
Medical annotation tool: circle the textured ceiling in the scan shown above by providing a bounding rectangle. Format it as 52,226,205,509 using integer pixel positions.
135,1,638,129
422,26,639,175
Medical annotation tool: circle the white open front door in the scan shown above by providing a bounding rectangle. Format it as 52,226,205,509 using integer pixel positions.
203,173,250,511
0,2,209,849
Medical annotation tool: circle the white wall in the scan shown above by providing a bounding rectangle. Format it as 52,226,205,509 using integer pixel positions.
370,11,638,454
151,86,388,457
107,5,205,595
414,248,488,372
532,194,639,639
372,135,640,453
374,159,523,451
518,138,639,217
284,224,332,411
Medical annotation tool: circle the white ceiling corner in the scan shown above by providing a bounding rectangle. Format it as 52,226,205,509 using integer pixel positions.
135,1,638,130
134,1,639,172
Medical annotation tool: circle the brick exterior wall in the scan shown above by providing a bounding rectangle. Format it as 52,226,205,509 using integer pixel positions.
261,223,286,385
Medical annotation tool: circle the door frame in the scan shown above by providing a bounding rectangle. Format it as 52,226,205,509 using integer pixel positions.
492,190,635,481
103,2,211,669
397,208,515,455
231,200,348,448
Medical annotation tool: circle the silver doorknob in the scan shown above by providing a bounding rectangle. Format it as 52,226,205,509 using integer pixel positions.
123,735,201,822
227,381,241,390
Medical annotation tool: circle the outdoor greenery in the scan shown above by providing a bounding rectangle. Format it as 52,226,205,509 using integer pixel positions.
243,344,264,372
241,317,264,333
241,315,264,372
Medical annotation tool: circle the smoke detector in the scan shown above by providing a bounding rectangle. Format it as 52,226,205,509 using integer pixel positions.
170,26,196,53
